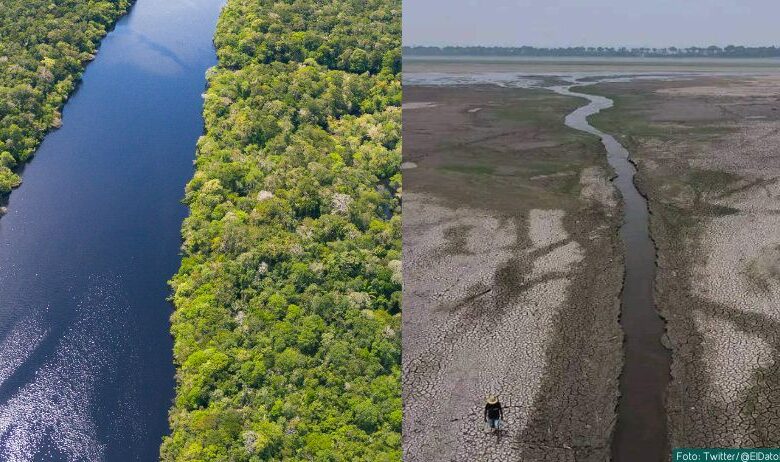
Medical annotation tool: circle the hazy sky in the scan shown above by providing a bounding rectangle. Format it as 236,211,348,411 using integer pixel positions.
404,0,780,47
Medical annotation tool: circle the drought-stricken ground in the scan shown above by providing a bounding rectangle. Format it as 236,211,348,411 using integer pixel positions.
402,85,623,461
585,76,780,448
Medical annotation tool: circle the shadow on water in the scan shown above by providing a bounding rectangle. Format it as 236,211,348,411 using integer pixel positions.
550,82,671,462
0,0,225,459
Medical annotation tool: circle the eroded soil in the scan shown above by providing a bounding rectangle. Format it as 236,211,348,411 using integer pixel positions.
402,85,623,461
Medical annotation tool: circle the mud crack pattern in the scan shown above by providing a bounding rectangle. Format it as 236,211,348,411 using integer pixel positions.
403,193,622,461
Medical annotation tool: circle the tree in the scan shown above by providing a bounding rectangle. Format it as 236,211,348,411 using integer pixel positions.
162,0,401,459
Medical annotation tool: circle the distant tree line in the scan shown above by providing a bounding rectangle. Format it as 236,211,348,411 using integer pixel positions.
404,45,780,58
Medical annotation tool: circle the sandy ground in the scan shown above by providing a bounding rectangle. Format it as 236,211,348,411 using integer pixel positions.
587,76,780,448
402,85,623,461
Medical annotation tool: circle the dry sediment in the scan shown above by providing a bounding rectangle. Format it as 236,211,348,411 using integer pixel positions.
403,194,575,460
403,194,620,461
682,122,780,446
402,85,623,461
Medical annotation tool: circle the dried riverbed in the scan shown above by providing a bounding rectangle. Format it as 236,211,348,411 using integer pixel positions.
402,85,623,461
586,75,780,449
551,82,670,462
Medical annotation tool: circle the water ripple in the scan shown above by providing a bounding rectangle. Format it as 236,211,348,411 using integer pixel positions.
0,277,135,461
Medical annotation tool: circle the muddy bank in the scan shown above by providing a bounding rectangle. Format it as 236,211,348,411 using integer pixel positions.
402,85,623,461
585,76,780,449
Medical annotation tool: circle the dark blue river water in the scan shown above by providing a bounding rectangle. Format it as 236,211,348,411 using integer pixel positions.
0,0,224,459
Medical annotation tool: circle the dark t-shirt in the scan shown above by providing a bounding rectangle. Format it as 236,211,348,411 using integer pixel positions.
485,402,503,420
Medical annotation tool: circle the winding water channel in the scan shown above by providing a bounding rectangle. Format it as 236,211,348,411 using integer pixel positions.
551,83,670,461
0,0,224,459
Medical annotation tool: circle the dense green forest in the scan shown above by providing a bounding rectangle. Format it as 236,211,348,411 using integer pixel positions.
0,0,133,197
161,0,401,460
405,45,780,58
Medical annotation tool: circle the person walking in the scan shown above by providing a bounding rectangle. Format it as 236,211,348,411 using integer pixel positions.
484,395,504,430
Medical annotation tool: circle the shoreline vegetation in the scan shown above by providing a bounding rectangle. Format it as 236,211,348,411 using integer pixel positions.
161,0,401,460
404,45,780,59
0,0,135,210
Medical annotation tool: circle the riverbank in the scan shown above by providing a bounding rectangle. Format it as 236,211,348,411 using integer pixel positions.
585,75,780,447
0,0,225,458
0,0,135,209
402,84,623,461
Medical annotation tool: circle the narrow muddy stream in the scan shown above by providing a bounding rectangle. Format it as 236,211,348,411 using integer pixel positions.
551,83,671,461
0,0,224,459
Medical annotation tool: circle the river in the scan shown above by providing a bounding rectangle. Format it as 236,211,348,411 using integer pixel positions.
552,82,670,462
0,0,224,459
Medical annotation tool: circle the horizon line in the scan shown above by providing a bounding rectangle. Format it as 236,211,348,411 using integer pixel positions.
403,44,780,49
